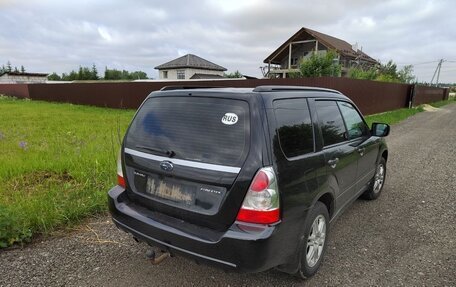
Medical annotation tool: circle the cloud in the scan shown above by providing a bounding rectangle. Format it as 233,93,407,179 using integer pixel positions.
0,0,454,82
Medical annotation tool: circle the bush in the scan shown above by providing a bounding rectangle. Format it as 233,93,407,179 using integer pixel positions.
299,50,341,77
0,205,31,248
348,67,377,80
348,61,415,83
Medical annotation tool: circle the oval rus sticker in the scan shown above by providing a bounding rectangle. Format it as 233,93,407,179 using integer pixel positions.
221,113,238,125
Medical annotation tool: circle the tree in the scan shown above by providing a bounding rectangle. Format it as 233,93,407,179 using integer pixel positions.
397,65,415,83
104,67,148,80
373,60,399,82
51,65,147,81
224,70,243,78
0,62,27,74
299,50,341,77
63,70,78,81
69,65,99,80
47,72,62,81
6,61,12,73
104,68,123,80
91,64,99,80
129,71,148,80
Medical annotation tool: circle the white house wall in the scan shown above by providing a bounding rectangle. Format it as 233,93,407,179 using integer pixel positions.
159,68,224,80
0,74,47,84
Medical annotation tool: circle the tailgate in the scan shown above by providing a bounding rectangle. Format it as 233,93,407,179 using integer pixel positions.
123,95,251,230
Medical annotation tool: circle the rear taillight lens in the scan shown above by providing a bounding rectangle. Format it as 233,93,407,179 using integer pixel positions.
117,151,125,188
236,167,280,225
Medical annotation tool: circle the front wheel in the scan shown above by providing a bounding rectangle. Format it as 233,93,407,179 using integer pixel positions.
295,201,329,279
361,157,386,200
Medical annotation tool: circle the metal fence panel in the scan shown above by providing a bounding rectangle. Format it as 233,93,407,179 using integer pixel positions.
0,78,448,115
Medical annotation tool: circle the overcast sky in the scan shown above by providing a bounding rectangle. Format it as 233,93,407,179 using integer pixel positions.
1,0,455,82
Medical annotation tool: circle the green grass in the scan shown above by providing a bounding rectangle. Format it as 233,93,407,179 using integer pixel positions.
429,97,456,108
365,106,424,126
364,98,455,127
0,96,135,247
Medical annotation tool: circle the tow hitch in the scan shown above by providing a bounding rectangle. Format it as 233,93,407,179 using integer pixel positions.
146,249,171,265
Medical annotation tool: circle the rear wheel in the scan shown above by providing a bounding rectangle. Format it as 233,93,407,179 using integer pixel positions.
361,157,386,200
295,201,329,279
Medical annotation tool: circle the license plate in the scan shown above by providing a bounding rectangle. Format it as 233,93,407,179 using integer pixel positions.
146,177,195,205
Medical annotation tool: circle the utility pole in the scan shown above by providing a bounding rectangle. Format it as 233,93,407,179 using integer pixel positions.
431,59,444,86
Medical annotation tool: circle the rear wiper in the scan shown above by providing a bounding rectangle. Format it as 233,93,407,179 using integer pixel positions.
135,145,176,158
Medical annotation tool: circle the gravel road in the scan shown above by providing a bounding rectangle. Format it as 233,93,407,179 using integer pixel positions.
1,104,455,287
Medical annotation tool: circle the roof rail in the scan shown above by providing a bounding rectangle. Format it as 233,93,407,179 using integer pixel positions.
160,85,223,91
252,85,341,94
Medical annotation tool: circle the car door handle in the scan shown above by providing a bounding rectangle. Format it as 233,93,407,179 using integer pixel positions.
357,147,365,156
328,158,339,168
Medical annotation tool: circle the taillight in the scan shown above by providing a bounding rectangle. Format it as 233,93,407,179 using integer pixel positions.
117,151,125,188
236,167,280,224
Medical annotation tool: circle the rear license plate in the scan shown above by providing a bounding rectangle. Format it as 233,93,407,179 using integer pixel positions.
146,176,195,205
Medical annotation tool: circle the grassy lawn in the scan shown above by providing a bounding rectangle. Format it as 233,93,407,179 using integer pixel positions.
0,96,135,247
429,97,456,108
364,106,424,126
364,98,455,126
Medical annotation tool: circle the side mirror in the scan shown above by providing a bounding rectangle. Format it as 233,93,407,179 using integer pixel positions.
371,123,390,137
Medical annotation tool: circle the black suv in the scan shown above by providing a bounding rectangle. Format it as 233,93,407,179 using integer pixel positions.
108,85,389,278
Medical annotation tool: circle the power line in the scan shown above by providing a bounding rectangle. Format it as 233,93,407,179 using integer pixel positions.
396,60,439,66
413,60,440,66
397,59,456,66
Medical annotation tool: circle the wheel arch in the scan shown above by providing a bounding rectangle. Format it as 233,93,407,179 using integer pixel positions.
376,140,388,164
381,149,388,162
316,192,335,219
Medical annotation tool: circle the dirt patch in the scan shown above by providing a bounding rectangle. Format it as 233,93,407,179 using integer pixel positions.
5,170,75,197
421,104,439,112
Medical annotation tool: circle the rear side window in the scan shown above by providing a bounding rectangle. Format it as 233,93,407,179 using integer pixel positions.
273,98,314,158
125,96,249,167
315,100,347,146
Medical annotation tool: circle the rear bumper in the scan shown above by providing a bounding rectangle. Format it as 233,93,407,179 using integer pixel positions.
108,186,295,273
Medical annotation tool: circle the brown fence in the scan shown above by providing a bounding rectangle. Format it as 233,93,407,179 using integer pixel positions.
0,84,30,99
0,77,449,115
413,85,449,106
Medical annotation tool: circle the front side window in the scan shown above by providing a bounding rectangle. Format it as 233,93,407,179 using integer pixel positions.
176,70,185,79
315,100,347,146
274,98,314,158
337,101,369,139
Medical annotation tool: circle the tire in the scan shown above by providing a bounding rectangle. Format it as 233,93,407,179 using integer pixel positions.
295,201,330,279
361,157,386,200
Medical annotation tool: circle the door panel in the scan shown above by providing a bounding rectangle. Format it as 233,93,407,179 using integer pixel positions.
270,98,324,213
356,137,380,187
315,100,360,210
336,101,379,191
323,144,359,208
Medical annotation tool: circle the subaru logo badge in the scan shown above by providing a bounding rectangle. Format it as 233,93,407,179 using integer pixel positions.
160,161,174,172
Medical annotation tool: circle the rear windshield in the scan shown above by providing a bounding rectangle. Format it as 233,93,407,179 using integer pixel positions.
125,96,250,167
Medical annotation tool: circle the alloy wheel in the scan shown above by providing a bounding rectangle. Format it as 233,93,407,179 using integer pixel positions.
306,214,326,268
